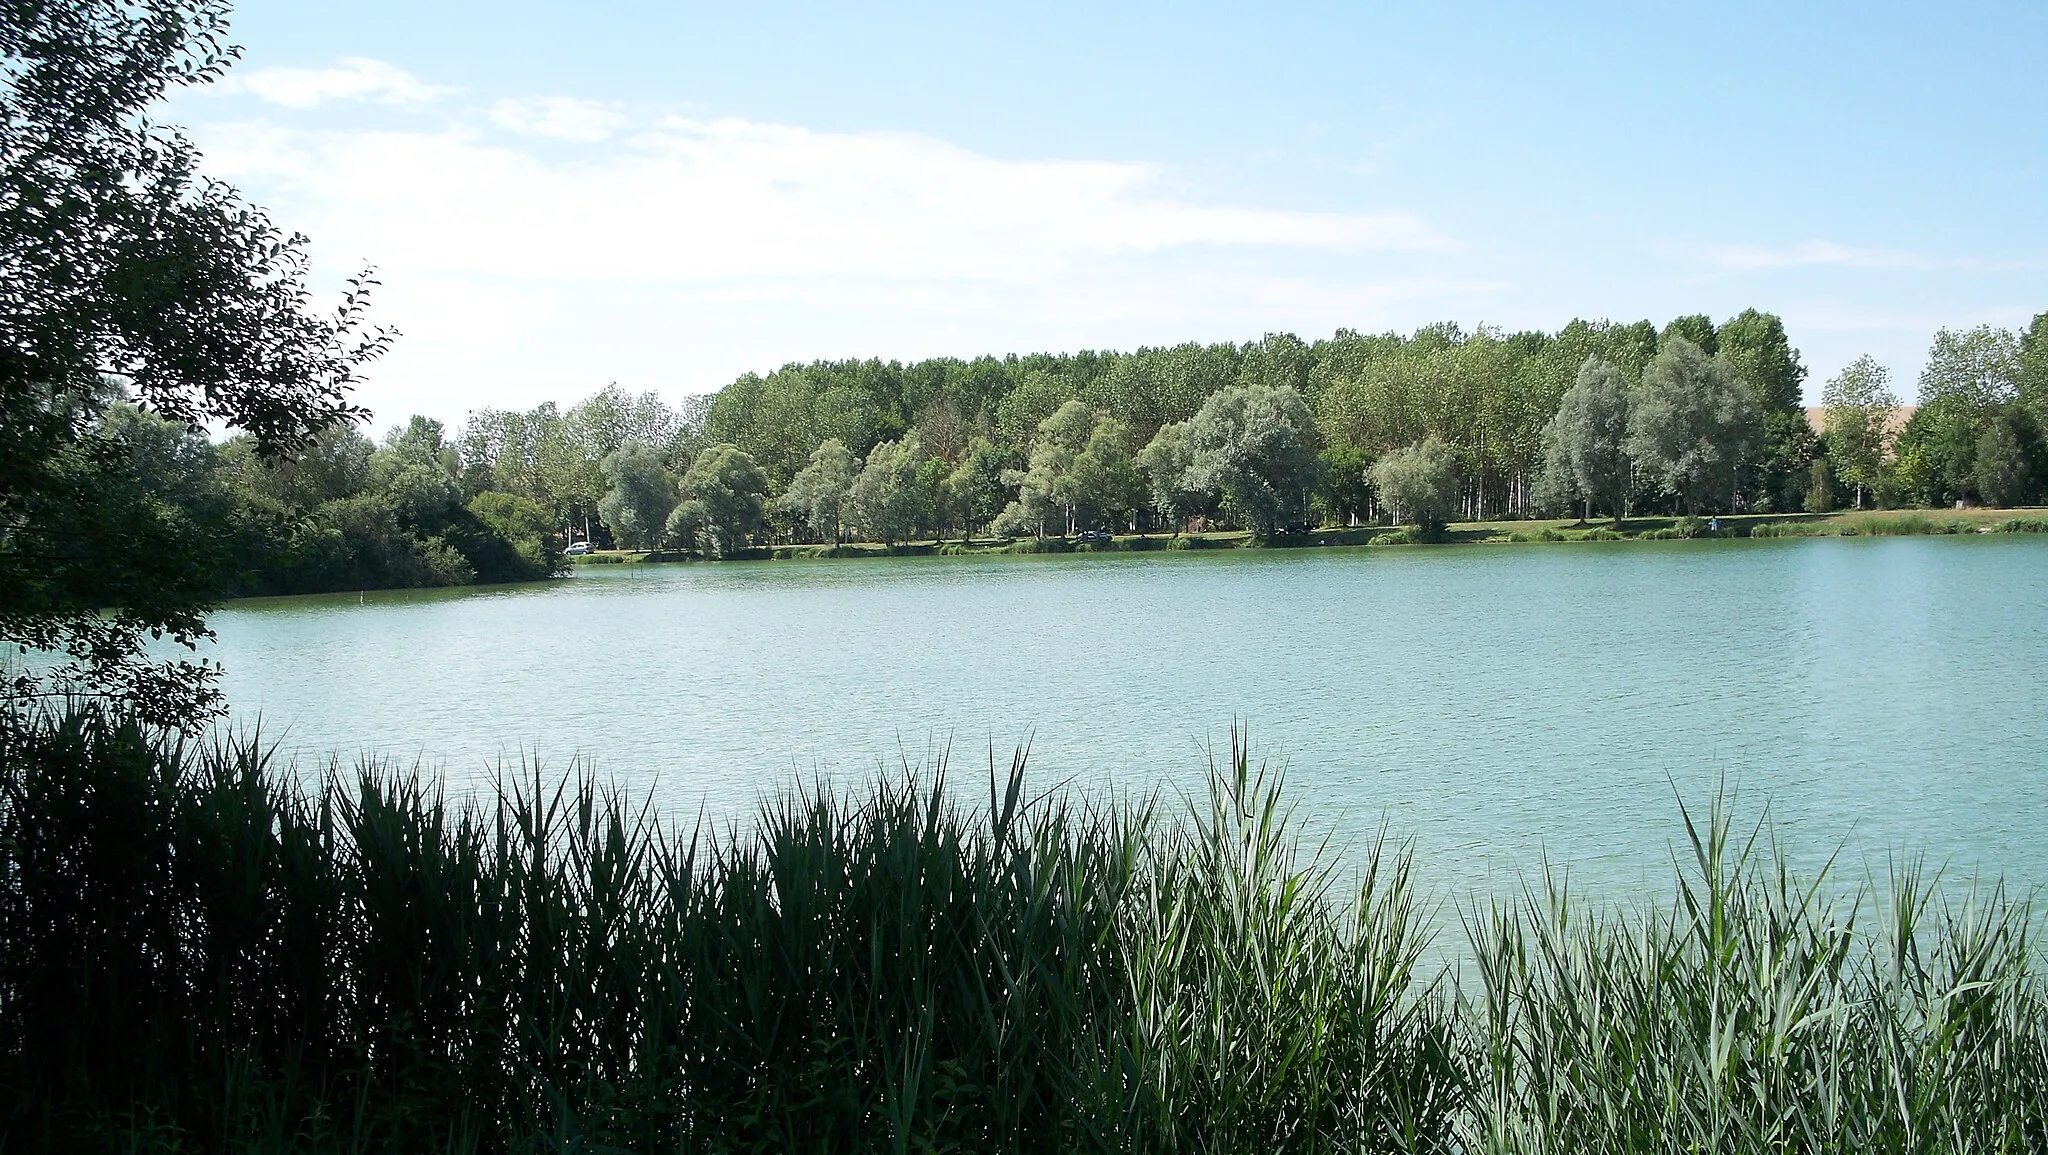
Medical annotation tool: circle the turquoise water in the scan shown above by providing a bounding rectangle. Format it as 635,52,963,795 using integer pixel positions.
207,536,2048,903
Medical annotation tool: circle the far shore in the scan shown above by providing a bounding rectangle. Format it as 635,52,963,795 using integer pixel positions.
569,505,2048,566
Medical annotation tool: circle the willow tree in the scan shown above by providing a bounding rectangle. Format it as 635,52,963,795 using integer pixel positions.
1538,357,1633,525
846,437,929,546
1369,437,1459,532
777,438,858,543
1625,338,1762,514
597,440,676,550
1180,381,1318,536
671,443,767,557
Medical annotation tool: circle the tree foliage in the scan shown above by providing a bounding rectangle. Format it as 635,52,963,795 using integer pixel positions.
1625,338,1762,514
1369,437,1460,532
672,443,767,557
776,438,858,543
846,437,929,546
1538,356,1632,524
1175,382,1318,536
597,439,676,551
1820,356,1899,510
0,0,391,722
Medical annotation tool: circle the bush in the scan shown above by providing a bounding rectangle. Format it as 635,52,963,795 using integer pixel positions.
1750,521,1826,538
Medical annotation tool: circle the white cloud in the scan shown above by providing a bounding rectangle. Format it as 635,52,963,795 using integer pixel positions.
219,57,455,110
189,87,1476,420
488,97,627,143
204,115,1450,283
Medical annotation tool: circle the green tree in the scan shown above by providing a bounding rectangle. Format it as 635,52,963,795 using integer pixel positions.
1625,337,1762,514
1181,382,1318,536
1974,416,2036,507
371,417,462,529
846,438,929,546
1804,458,1837,513
1715,309,1814,511
0,0,390,723
945,438,1015,540
1313,445,1376,527
776,438,858,543
1920,325,2020,412
464,491,564,580
1894,325,2023,506
2020,312,2048,428
916,455,953,537
597,440,677,550
993,400,1096,537
1369,437,1459,532
1537,356,1632,525
1137,420,1208,533
995,370,1079,452
1062,417,1143,531
1660,314,1719,355
672,443,767,557
1819,356,1899,509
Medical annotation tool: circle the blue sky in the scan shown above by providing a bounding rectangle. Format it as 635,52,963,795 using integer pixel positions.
173,0,2048,425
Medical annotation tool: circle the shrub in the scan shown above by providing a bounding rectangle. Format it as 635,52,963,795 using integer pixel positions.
1750,521,1827,538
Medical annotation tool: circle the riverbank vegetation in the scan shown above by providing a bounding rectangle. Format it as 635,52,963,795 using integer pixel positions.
561,505,2048,563
59,316,2048,607
4,707,2043,1154
451,311,2048,560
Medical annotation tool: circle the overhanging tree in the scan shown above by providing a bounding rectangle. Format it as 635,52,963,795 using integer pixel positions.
1,0,390,726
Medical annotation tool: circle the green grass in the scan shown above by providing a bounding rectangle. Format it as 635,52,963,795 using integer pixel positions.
4,707,2046,1152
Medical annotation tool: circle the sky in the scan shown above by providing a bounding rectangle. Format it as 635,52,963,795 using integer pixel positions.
168,0,2048,427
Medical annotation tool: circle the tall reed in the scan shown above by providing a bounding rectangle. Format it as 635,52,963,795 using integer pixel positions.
2,707,2042,1153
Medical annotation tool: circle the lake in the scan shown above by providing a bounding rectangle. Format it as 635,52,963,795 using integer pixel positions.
206,535,2048,906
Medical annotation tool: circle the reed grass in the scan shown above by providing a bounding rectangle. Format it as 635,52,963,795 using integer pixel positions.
2,707,2043,1153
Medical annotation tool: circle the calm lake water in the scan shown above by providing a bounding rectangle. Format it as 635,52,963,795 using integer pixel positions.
207,536,2048,905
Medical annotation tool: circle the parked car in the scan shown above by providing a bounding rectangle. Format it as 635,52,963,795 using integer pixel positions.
564,540,592,556
1075,529,1113,546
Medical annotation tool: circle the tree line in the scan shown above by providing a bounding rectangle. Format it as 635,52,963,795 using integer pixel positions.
55,310,2048,616
446,311,2048,553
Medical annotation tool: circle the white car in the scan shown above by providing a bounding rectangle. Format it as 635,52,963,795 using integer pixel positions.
564,541,592,556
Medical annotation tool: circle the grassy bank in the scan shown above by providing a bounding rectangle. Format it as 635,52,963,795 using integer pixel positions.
3,709,2044,1153
570,507,2048,565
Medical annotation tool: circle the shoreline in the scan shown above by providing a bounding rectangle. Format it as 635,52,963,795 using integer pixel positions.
569,505,2048,566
